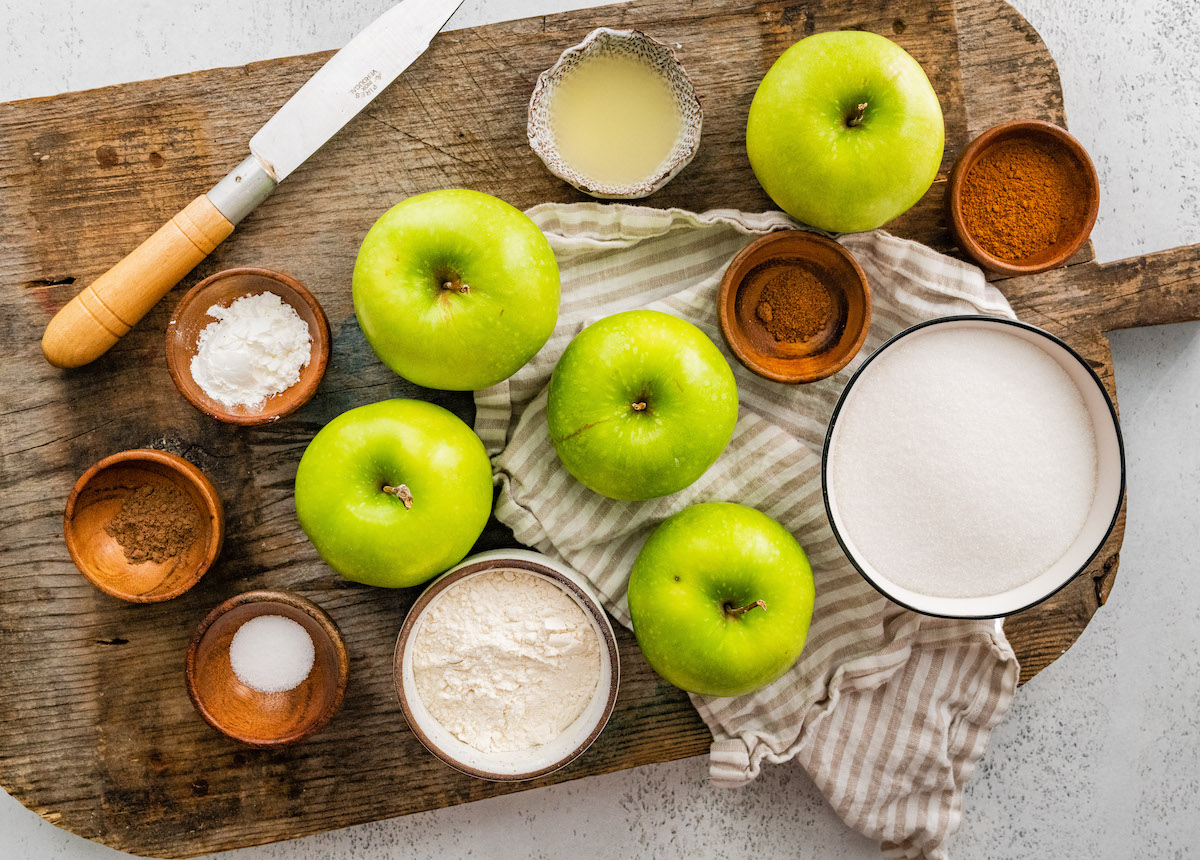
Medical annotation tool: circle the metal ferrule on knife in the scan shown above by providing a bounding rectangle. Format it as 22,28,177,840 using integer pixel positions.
207,154,279,226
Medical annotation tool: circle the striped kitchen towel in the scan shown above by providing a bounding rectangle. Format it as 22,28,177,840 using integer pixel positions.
475,203,1020,859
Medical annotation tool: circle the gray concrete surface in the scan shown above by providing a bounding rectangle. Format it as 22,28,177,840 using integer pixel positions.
2,1,1198,857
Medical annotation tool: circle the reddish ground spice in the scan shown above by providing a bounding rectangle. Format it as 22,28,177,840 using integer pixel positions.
960,138,1081,262
752,261,835,343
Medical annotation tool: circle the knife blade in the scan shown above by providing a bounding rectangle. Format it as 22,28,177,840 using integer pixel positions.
250,0,465,182
42,0,465,368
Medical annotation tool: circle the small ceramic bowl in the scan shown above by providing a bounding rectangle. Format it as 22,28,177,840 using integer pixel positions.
394,549,620,781
822,316,1125,618
718,231,872,384
64,449,224,602
166,267,331,425
186,590,349,747
528,27,703,199
947,120,1100,276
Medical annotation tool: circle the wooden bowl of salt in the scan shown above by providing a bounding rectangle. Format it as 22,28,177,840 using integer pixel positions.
185,590,349,748
64,448,224,602
718,231,871,384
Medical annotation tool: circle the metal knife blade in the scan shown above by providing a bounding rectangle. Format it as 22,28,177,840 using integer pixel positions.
250,0,464,182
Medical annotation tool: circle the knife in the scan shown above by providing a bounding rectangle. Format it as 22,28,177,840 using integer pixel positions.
41,0,465,369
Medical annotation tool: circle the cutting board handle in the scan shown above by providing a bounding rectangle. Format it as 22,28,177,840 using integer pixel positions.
41,195,235,368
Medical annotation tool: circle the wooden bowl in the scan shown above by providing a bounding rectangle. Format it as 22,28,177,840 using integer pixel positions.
165,267,331,425
718,231,871,384
64,449,224,602
394,550,620,781
185,590,349,748
947,120,1100,276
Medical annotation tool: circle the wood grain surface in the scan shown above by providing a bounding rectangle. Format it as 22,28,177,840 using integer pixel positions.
2,0,1198,855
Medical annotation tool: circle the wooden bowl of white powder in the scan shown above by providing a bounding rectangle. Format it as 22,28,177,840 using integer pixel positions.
185,589,349,747
822,316,1124,618
166,268,330,426
394,550,620,781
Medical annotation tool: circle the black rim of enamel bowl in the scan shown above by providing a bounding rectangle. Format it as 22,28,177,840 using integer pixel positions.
820,314,1127,619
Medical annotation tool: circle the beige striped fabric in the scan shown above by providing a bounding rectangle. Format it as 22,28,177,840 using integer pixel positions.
475,204,1020,859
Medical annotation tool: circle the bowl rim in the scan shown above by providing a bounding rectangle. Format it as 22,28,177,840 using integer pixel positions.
946,119,1100,276
526,26,703,200
717,229,873,384
165,266,331,426
184,589,350,748
820,314,1126,619
63,448,225,603
393,549,621,781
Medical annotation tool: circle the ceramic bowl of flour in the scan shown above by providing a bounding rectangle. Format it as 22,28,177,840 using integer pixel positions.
822,316,1125,618
394,549,620,781
166,267,331,426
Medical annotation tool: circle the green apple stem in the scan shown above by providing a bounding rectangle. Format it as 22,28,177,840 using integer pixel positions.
846,102,868,128
724,599,767,618
631,401,647,412
442,280,471,295
383,483,414,510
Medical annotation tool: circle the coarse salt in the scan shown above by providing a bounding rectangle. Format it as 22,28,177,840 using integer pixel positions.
412,569,601,753
229,614,315,694
190,292,312,410
828,326,1099,599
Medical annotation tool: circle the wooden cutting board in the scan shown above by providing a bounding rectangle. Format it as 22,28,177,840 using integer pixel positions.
2,0,1198,855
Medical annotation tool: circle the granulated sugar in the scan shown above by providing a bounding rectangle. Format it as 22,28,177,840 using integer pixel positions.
828,326,1098,599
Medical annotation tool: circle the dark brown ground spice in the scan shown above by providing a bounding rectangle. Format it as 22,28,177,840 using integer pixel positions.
752,262,835,343
105,483,200,564
960,138,1080,262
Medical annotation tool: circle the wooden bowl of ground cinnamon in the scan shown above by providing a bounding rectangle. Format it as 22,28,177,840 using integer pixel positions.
947,120,1099,276
64,449,224,602
718,231,871,384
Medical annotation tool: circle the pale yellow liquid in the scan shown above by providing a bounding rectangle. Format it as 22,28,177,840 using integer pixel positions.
548,53,683,187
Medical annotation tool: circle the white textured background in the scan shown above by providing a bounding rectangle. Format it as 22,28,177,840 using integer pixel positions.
3,1,1199,858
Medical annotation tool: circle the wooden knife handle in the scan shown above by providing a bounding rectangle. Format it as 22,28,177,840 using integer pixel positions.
41,195,235,369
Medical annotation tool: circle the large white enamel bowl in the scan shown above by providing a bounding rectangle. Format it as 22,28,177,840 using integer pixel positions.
822,316,1125,618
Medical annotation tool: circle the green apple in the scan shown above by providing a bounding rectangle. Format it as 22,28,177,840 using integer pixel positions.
353,189,560,391
295,399,493,588
746,31,944,233
547,310,738,501
627,502,815,697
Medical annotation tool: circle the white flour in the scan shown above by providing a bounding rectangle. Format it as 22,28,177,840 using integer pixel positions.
412,569,601,753
190,291,312,409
